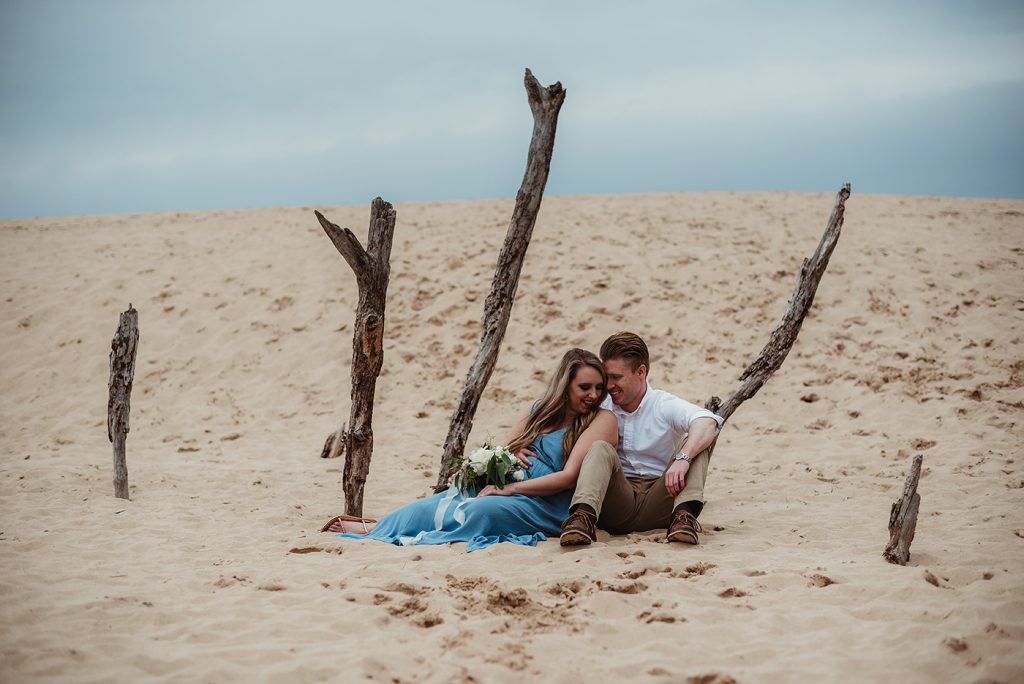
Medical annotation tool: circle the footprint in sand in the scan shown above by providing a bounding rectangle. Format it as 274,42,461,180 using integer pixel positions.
684,675,738,684
287,546,342,555
269,296,294,312
806,574,836,588
387,596,427,617
212,574,250,588
674,562,715,579
943,637,968,653
636,611,682,624
923,570,951,587
384,597,443,628
618,568,657,580
545,580,587,599
487,588,535,612
257,582,286,592
597,580,648,594
383,582,424,596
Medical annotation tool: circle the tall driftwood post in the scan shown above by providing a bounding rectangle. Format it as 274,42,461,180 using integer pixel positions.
884,454,923,565
108,304,139,500
316,198,396,517
700,184,851,462
436,69,566,486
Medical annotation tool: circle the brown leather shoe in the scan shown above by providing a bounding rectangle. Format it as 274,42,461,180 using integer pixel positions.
666,508,701,544
559,507,597,546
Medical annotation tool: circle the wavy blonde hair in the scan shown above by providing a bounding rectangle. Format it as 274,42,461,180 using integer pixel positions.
506,348,608,465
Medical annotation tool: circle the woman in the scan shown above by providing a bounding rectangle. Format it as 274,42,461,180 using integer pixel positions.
323,348,616,551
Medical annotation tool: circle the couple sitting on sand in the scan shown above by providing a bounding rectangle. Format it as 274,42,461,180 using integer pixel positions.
322,332,724,551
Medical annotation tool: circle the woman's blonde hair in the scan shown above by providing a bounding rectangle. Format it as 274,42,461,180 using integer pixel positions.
506,348,608,464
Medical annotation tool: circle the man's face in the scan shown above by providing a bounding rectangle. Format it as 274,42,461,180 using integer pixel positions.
603,357,647,413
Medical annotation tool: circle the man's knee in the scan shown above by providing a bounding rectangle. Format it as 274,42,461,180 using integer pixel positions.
583,440,619,468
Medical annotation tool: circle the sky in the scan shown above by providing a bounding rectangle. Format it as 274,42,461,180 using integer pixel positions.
1,1,1022,218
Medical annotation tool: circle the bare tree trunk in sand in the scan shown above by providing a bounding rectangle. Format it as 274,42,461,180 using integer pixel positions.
435,69,566,487
316,198,396,517
884,454,923,565
703,183,852,460
108,304,139,500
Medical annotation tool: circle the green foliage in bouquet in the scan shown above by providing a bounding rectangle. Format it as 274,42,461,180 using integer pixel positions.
434,439,524,495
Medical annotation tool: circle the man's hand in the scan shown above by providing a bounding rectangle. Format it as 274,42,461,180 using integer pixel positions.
514,448,537,468
665,459,690,497
477,484,516,498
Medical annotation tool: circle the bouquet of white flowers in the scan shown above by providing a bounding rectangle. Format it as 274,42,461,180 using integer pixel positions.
444,439,526,495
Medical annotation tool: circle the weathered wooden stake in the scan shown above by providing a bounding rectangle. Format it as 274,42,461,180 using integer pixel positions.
436,68,566,486
701,184,851,461
108,304,139,500
884,454,923,565
316,198,396,517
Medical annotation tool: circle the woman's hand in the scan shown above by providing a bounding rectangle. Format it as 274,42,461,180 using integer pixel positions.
477,484,516,498
513,448,536,468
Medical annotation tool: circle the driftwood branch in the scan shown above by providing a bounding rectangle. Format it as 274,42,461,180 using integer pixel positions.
316,198,396,516
436,68,565,486
700,183,850,462
319,423,347,459
884,454,923,565
717,183,851,422
108,304,139,500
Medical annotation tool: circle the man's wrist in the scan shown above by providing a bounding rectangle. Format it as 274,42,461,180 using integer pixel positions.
674,452,693,464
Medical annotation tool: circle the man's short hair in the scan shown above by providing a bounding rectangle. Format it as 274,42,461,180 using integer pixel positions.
600,332,650,372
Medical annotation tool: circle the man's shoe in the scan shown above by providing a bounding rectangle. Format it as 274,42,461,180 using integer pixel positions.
559,508,597,546
666,508,702,544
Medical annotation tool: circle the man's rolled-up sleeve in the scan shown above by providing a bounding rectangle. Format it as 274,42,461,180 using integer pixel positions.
664,395,724,433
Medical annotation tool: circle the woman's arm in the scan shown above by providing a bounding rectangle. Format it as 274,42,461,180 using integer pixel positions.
478,410,617,497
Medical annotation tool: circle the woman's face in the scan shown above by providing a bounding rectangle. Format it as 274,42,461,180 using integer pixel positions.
566,364,605,417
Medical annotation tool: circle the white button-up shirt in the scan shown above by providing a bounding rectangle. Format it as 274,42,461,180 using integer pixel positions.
601,383,724,478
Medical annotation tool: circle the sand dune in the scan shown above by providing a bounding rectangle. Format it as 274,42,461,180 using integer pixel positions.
1,191,1022,682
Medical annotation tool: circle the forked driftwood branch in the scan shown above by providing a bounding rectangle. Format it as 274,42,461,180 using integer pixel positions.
884,454,923,565
319,423,347,459
108,304,139,500
702,184,851,459
435,68,566,487
316,198,396,517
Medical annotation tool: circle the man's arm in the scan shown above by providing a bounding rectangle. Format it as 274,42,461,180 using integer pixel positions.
665,416,719,497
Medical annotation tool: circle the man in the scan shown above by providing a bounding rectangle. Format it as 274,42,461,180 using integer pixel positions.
559,332,724,546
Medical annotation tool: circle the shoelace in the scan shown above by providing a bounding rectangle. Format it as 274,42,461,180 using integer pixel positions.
675,512,701,533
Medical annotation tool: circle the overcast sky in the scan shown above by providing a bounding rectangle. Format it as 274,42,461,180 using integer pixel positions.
1,1,1022,218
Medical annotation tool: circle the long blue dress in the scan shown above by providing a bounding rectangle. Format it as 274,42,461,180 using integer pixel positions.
337,428,571,552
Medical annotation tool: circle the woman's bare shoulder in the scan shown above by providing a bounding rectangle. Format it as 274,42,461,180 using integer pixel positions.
592,409,617,426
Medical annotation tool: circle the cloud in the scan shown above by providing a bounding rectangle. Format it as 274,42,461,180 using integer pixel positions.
1,1,1023,217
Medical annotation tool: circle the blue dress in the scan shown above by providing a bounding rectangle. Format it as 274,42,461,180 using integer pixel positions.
337,428,571,552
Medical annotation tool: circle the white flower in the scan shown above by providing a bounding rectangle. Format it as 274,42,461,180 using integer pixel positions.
467,447,491,475
512,470,525,481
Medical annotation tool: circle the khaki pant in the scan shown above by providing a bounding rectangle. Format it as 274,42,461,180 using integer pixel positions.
569,440,710,534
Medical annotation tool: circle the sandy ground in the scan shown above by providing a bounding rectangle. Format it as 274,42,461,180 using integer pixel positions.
1,190,1022,683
